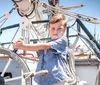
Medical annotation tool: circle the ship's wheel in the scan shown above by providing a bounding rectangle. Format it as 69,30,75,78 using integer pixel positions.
0,47,32,85
0,47,48,85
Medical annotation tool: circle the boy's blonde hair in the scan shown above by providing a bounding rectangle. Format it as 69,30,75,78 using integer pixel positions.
49,14,67,27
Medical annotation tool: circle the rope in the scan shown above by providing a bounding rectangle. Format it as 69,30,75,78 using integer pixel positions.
66,48,78,85
95,68,100,85
7,26,20,49
0,8,15,29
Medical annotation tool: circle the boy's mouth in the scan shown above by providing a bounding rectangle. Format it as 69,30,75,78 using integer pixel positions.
53,33,58,36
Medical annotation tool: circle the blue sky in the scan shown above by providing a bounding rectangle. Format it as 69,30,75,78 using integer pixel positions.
0,0,100,45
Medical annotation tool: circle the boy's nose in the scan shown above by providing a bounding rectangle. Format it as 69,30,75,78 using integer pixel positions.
53,30,58,34
54,29,58,33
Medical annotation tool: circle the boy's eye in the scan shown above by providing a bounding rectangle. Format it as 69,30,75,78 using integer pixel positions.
52,28,55,30
58,27,64,30
58,28,62,30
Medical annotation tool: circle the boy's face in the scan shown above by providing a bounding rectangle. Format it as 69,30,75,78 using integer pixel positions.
49,21,66,39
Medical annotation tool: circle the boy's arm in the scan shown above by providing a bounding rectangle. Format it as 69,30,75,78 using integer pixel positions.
21,43,51,51
13,42,51,51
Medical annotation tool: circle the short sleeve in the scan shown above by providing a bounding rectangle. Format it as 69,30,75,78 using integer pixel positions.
48,37,67,54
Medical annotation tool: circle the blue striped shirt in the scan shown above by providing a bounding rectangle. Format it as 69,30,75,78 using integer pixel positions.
34,36,68,85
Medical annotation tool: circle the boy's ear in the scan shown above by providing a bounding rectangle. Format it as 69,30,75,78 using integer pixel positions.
64,27,66,32
61,19,67,27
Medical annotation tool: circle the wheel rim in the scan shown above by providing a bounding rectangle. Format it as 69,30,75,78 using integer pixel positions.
0,47,32,85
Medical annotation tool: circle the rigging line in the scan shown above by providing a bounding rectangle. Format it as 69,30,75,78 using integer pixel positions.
39,24,47,34
45,5,58,15
36,22,47,33
0,7,15,29
36,3,43,20
31,23,47,42
34,4,41,22
71,26,94,54
42,2,100,24
30,22,41,41
26,20,31,44
0,18,8,29
31,22,40,34
96,57,100,62
42,2,67,14
49,8,56,15
26,7,36,19
40,2,57,14
0,14,5,19
26,11,36,19
30,30,36,40
31,21,45,36
67,4,83,23
34,7,38,21
68,23,93,53
35,24,46,37
0,9,13,21
67,20,77,28
45,3,57,11
70,26,100,63
80,33,100,61
7,26,20,49
37,23,44,30
79,37,93,53
94,24,96,39
29,7,43,28
78,34,100,62
43,4,57,15
0,18,6,23
40,2,69,13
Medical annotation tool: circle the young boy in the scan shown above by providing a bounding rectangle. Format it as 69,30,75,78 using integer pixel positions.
13,14,68,85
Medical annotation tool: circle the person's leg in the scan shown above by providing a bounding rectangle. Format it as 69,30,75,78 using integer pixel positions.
0,76,5,85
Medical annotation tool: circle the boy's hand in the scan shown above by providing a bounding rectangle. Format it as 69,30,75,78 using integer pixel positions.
13,37,24,49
